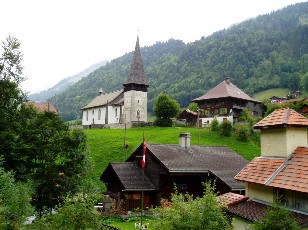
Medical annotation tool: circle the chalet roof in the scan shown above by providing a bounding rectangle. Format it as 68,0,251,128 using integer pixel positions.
81,89,124,110
101,162,155,191
123,36,148,86
235,146,308,193
147,144,249,190
228,200,308,227
254,108,308,129
25,101,58,113
192,79,260,103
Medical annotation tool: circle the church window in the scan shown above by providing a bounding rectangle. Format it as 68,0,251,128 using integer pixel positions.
98,109,101,120
86,111,88,121
115,108,118,116
92,110,94,115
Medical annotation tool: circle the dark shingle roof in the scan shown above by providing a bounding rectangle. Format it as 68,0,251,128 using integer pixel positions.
124,36,148,86
81,89,124,110
107,162,155,191
228,200,308,227
147,144,248,190
192,79,259,103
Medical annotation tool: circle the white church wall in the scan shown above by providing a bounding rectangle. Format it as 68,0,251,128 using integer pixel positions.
123,90,147,123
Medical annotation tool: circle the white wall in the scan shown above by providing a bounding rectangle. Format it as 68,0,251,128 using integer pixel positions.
200,116,233,127
123,90,147,123
82,105,122,126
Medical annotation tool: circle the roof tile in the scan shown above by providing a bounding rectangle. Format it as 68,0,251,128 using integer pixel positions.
254,108,308,129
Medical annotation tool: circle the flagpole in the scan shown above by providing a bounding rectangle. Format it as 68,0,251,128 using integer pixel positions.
141,130,145,227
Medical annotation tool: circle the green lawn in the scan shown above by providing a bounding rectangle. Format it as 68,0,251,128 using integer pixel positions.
85,127,260,191
253,88,290,101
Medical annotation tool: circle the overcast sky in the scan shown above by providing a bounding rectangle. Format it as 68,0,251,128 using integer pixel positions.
0,0,306,94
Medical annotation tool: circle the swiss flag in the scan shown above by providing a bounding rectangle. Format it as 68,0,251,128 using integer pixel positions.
141,138,146,168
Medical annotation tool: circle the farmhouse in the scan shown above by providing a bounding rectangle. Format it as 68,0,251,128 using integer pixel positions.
219,108,308,229
100,133,248,212
25,101,58,114
81,36,148,128
192,78,265,126
177,109,198,126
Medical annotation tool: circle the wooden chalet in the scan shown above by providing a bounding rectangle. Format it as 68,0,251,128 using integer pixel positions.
192,78,265,126
177,109,198,126
100,133,249,213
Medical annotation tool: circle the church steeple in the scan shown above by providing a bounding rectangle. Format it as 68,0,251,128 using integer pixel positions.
123,36,148,92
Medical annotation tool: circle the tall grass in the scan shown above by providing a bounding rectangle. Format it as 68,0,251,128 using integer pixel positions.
85,127,260,191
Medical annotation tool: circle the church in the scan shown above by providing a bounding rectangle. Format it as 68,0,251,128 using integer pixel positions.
81,36,148,128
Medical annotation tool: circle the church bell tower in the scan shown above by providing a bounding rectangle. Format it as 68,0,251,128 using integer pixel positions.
123,36,149,124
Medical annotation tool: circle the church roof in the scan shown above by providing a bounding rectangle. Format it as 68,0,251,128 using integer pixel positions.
81,89,124,110
123,36,148,86
192,79,259,103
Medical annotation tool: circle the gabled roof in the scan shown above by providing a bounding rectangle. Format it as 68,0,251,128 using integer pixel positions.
81,89,124,110
25,101,58,113
235,146,308,193
274,97,308,105
217,192,248,206
192,79,260,103
254,108,308,129
101,162,155,191
123,36,148,86
147,144,248,190
228,200,308,226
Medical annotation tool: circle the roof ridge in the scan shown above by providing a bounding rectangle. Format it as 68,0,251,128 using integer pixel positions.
264,158,289,186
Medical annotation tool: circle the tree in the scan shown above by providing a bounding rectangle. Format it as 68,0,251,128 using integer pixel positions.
21,111,91,216
152,182,231,230
188,102,198,112
0,165,33,230
153,93,180,127
300,72,308,91
252,203,300,230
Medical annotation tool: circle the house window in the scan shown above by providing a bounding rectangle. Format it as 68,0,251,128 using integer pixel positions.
274,188,308,212
86,111,88,121
98,109,101,120
219,108,227,115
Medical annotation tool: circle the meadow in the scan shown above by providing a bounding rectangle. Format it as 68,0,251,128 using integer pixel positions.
85,126,260,191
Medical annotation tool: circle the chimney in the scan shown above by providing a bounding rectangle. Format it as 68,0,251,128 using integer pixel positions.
179,133,191,148
226,77,231,84
99,88,104,95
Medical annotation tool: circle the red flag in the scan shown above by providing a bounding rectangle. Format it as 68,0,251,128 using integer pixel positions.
141,137,146,168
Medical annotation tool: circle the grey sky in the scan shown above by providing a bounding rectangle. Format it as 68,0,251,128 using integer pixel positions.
0,0,305,94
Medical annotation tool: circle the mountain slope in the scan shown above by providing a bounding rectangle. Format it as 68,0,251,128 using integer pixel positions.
28,60,107,102
50,2,308,121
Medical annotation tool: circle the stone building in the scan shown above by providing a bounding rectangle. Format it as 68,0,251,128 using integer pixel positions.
81,36,148,128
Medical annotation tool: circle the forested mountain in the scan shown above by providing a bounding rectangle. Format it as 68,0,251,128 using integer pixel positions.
49,2,308,121
28,60,107,102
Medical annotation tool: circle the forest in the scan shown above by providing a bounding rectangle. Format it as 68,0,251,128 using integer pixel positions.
48,2,308,121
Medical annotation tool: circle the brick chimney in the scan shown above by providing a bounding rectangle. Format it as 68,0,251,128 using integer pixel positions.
179,133,191,148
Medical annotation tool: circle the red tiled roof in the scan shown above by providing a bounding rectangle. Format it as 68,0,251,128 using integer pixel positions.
228,200,308,226
217,192,248,206
269,147,308,193
274,97,308,105
25,102,58,113
235,147,308,194
192,79,260,103
254,108,308,129
235,157,286,184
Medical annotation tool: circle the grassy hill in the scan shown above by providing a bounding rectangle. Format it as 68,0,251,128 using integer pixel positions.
253,88,290,101
85,127,260,191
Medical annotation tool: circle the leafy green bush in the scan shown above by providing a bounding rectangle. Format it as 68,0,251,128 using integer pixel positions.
154,117,173,127
219,120,233,137
234,124,250,142
210,117,219,131
152,182,231,230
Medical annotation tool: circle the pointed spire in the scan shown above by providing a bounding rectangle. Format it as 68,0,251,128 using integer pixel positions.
124,36,148,88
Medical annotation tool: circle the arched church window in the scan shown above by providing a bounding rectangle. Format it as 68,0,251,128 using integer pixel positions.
86,111,88,121
98,109,101,120
115,108,118,117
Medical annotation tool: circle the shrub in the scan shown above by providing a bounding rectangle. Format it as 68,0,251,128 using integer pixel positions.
234,124,250,142
154,117,173,127
210,117,219,131
219,120,233,137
